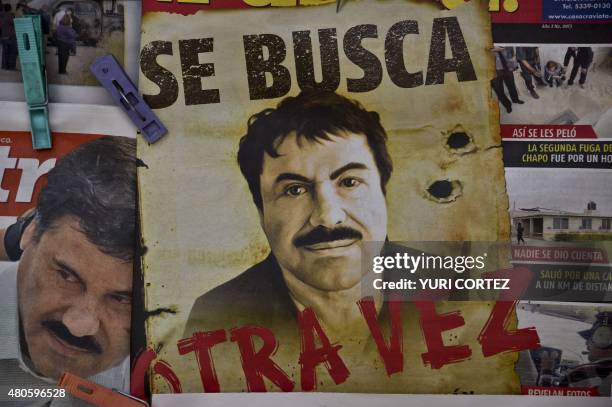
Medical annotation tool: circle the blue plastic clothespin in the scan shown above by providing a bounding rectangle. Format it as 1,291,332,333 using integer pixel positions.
90,54,167,144
15,15,52,150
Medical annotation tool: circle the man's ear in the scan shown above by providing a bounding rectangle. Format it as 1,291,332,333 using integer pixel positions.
20,219,38,251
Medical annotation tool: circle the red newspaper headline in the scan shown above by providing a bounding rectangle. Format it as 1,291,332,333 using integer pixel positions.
522,386,600,397
143,0,248,14
501,125,598,140
142,0,449,15
512,245,609,264
490,1,543,24
0,132,104,217
131,300,540,394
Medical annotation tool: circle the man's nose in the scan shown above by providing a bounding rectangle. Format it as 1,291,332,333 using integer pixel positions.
62,296,101,337
309,183,346,228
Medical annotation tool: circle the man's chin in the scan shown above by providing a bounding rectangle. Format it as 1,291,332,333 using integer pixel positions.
29,342,102,380
301,257,365,291
31,357,98,380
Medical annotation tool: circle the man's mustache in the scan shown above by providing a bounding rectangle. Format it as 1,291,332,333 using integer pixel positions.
42,320,103,354
294,226,363,247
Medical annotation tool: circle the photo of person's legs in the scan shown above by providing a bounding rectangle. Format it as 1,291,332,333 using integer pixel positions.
568,63,580,85
579,65,589,86
492,75,513,113
57,41,70,74
520,63,539,99
502,70,523,104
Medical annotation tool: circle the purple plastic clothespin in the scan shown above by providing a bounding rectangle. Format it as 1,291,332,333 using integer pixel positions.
90,54,167,144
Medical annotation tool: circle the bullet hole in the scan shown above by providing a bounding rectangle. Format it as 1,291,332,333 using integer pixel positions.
443,127,476,155
425,179,463,203
428,180,453,198
447,132,470,149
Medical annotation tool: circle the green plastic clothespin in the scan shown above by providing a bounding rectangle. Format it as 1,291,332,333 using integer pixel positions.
15,15,52,150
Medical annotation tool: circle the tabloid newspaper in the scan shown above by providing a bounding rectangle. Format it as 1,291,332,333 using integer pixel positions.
492,0,612,399
134,0,612,403
0,102,135,406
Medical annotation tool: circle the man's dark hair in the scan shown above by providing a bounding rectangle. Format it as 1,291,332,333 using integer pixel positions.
35,137,136,261
237,91,393,210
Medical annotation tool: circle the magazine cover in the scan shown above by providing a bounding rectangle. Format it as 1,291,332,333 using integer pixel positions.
135,0,530,395
0,102,135,406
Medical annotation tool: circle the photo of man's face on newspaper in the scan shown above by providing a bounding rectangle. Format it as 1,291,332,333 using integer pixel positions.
0,136,135,386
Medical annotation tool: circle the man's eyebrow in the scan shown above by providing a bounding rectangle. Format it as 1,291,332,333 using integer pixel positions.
52,257,84,285
275,173,312,185
330,162,368,180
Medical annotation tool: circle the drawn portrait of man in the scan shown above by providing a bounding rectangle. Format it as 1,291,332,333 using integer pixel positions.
185,91,392,344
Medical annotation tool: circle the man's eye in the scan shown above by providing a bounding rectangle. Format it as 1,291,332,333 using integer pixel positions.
284,184,308,197
57,268,78,283
340,177,361,188
110,294,132,305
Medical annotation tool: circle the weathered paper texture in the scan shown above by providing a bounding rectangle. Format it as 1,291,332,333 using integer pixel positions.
138,0,514,394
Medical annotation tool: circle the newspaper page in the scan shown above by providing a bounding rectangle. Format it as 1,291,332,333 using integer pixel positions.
135,0,533,396
0,102,136,406
489,1,612,399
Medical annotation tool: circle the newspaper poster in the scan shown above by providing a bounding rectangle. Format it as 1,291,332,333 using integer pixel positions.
135,0,538,396
0,102,135,406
